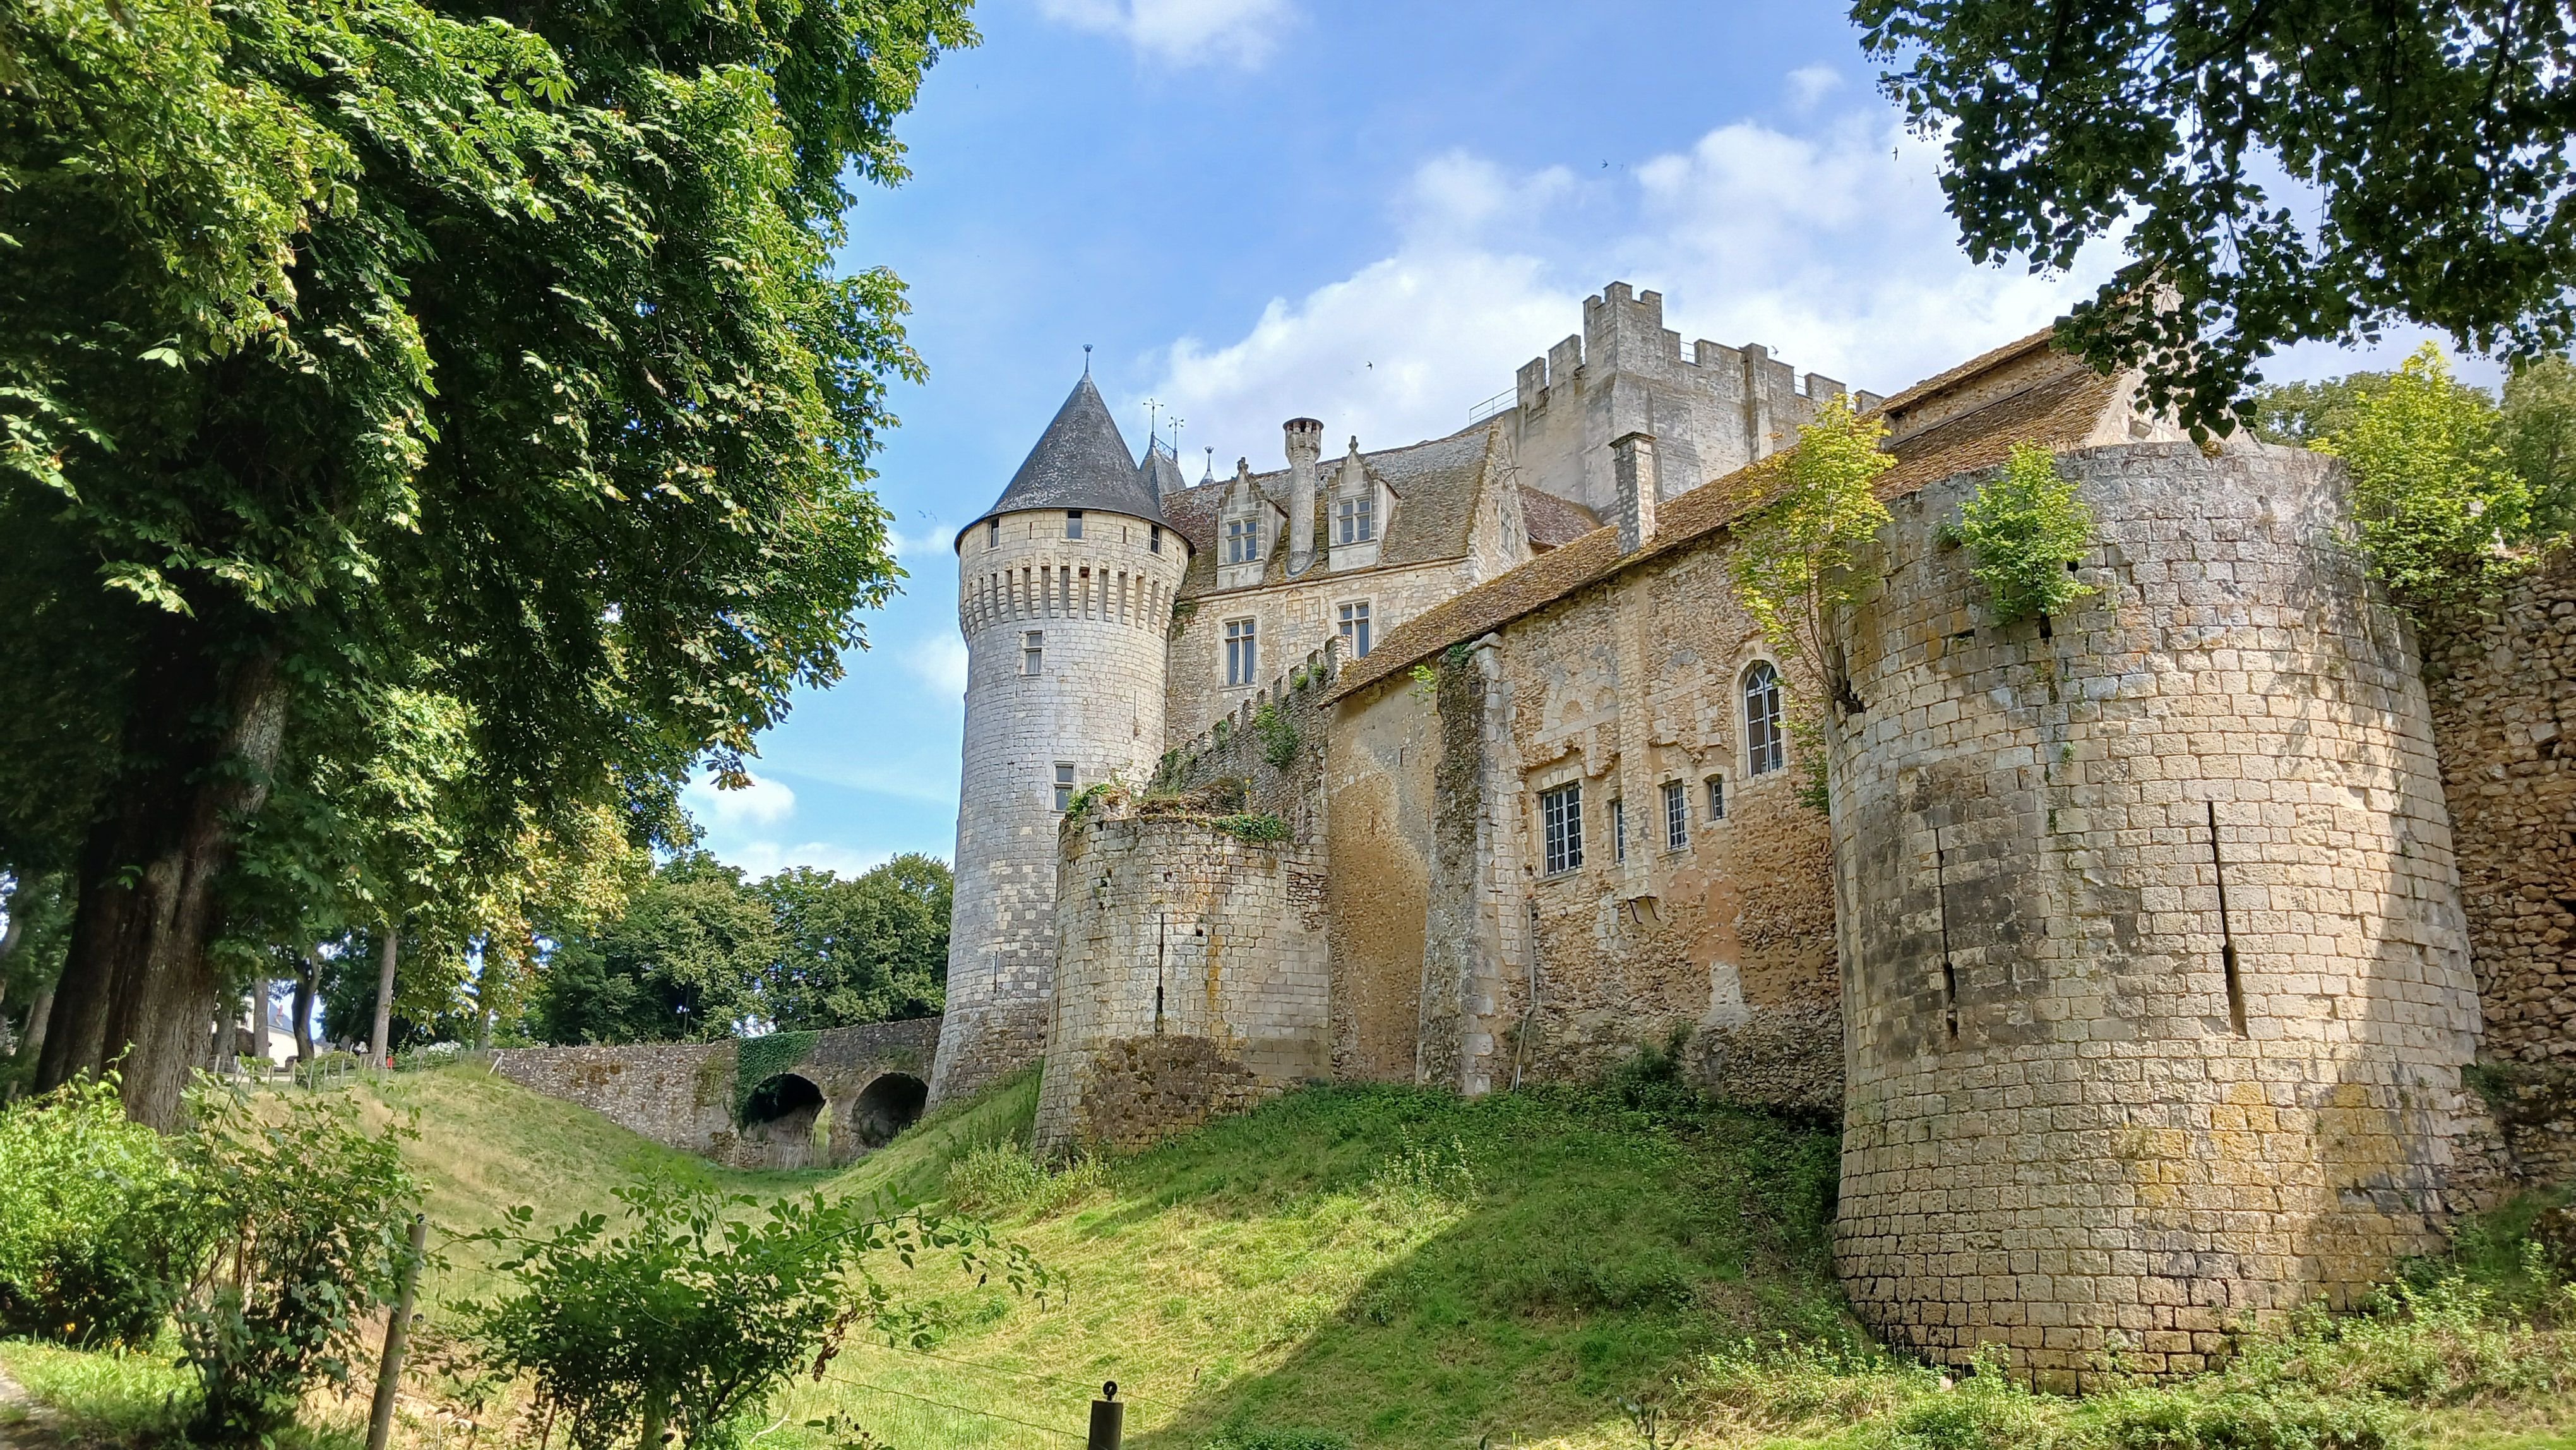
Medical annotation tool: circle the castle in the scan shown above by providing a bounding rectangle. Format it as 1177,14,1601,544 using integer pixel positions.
927,281,2576,1386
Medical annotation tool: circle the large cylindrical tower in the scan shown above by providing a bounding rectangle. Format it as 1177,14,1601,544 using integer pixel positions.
1829,441,2480,1387
929,375,1189,1107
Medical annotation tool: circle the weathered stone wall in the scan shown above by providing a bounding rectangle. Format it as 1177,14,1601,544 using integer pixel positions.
936,507,1187,1107
1323,674,1440,1081
1153,638,1338,834
493,1016,941,1169
1410,531,1844,1105
1829,441,2481,1386
1169,559,1478,749
2421,549,2576,1180
1034,813,1330,1156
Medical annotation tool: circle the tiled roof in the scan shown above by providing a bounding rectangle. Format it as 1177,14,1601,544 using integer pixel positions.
1140,445,1193,505
1518,486,1599,549
1166,422,1505,597
1328,335,2126,704
958,374,1167,545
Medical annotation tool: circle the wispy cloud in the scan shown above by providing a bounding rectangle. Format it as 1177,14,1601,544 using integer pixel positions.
1786,64,1843,110
683,770,799,829
903,635,970,697
1035,0,1296,68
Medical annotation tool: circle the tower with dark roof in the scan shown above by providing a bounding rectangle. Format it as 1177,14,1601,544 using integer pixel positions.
929,375,1190,1107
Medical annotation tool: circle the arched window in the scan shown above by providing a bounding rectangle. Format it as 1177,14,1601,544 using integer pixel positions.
1743,661,1784,776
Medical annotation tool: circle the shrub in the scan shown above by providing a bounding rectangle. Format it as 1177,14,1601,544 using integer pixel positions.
2313,344,2534,612
1203,1428,1350,1450
1251,702,1301,770
943,1141,1108,1219
461,1183,1050,1450
1955,443,2101,625
0,1075,198,1348
177,1086,420,1446
1215,812,1291,843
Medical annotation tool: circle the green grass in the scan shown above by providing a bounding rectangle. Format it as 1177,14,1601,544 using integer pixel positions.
9,1060,2576,1450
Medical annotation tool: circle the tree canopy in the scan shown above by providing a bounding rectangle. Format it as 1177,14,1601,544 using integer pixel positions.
1,0,972,1123
1856,0,2576,436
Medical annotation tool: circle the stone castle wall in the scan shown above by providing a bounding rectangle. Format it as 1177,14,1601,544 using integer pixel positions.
1828,441,2481,1386
2422,549,2576,1180
1034,812,1330,1156
1167,558,1477,749
936,507,1188,1106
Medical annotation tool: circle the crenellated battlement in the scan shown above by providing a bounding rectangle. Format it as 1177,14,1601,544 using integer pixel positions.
1512,280,1883,419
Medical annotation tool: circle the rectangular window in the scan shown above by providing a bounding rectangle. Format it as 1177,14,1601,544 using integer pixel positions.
1664,780,1689,851
1149,525,1162,554
1064,509,1084,540
1335,494,1375,544
1611,798,1626,863
1541,782,1583,875
1706,774,1726,821
1337,601,1372,658
1022,630,1043,676
987,517,1000,548
1052,763,1076,813
1224,618,1258,686
1225,518,1260,565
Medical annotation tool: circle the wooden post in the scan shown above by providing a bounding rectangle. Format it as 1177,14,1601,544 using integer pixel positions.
1088,1382,1123,1450
367,1214,428,1450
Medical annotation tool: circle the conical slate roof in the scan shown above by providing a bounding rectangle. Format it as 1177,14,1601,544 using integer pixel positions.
1140,442,1191,503
958,374,1169,546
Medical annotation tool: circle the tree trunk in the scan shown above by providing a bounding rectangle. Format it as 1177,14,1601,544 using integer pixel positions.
370,928,398,1069
19,989,52,1066
247,976,268,1070
293,951,316,1065
37,630,288,1130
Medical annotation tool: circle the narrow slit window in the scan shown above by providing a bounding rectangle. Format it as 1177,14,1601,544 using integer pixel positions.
1021,630,1043,676
1540,782,1583,875
1150,525,1163,554
1706,774,1726,821
1744,661,1784,776
1610,797,1626,863
1052,763,1076,813
1064,509,1084,540
1664,780,1688,851
987,517,1001,548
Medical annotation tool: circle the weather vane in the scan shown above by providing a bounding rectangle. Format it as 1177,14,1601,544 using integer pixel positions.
1082,343,1092,374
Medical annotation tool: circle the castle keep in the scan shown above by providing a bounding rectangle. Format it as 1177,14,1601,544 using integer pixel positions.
933,282,2570,1383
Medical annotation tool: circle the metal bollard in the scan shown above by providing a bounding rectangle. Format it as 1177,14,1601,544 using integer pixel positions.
367,1214,429,1450
1087,1381,1123,1450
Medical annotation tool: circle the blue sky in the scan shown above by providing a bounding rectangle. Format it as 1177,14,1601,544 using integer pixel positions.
683,0,2468,880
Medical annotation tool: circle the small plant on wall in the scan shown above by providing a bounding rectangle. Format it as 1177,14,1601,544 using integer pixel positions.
1252,701,1301,770
1955,443,2101,625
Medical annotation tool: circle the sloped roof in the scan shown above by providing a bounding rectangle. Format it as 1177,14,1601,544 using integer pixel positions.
957,374,1169,546
1518,486,1599,550
1328,333,2126,704
1140,444,1192,504
1162,423,1505,596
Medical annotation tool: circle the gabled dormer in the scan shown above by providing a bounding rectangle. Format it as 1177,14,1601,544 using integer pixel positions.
1324,435,1394,573
1215,458,1282,592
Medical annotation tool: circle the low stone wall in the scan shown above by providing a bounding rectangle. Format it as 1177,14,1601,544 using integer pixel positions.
1691,1002,1843,1120
493,1016,942,1169
1035,813,1330,1156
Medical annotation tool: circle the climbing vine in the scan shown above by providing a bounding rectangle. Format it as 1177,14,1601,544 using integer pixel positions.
1251,702,1301,770
734,1031,821,1125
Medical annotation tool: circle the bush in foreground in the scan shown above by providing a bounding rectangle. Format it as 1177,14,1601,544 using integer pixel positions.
0,1075,198,1348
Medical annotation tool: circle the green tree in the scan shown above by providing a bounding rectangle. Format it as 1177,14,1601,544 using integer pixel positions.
1726,395,1897,695
1856,0,2576,437
1955,444,2101,625
2311,345,2532,611
3,0,972,1125
532,854,780,1045
758,854,950,1030
2500,356,2576,539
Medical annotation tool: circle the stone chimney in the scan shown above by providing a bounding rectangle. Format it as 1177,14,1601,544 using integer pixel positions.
1613,431,1657,554
1284,417,1323,574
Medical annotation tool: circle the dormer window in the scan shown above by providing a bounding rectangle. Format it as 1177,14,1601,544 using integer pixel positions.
1335,494,1374,544
1225,518,1261,565
1064,509,1084,540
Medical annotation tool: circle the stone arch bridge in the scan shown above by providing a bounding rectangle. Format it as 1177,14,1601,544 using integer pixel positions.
492,1016,939,1170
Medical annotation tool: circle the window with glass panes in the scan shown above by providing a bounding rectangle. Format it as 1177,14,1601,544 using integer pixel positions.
1664,780,1688,850
1706,774,1726,820
1744,661,1784,776
1337,601,1371,658
1021,630,1042,675
1610,797,1626,863
1224,618,1258,686
1225,518,1260,564
1541,782,1583,874
1336,493,1374,544
1052,763,1075,812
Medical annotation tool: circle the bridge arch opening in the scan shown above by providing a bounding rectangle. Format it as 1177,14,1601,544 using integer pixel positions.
741,1072,825,1142
850,1072,927,1148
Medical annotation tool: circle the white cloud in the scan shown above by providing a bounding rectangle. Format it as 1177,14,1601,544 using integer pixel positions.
713,839,889,880
683,770,798,829
1037,0,1295,68
904,635,970,696
1138,107,2120,464
1786,64,1844,109
885,520,957,566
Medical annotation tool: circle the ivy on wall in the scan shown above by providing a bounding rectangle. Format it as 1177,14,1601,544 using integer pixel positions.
733,1031,821,1125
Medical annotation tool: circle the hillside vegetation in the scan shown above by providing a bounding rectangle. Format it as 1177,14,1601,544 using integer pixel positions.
8,1060,2576,1449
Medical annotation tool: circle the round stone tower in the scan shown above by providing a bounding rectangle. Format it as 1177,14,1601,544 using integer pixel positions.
929,374,1190,1108
1828,441,2481,1387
